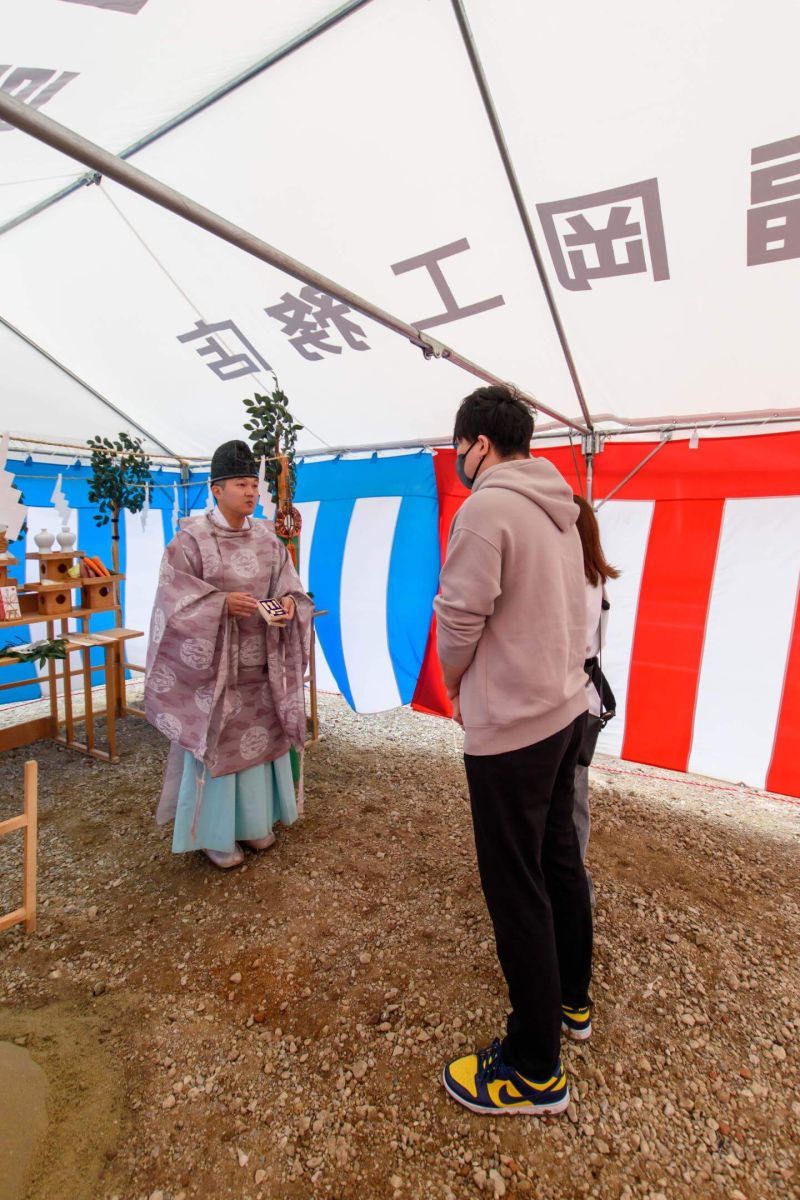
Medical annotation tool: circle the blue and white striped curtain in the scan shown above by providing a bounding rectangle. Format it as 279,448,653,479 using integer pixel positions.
294,452,440,711
3,453,441,712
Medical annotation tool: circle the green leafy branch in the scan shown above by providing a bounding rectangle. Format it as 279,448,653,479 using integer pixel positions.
87,432,153,527
242,387,303,505
0,637,67,668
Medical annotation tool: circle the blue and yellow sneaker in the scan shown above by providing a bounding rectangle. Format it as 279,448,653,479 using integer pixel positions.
442,1038,570,1116
561,1003,592,1041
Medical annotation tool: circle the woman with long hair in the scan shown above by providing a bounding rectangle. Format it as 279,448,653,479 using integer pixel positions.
573,494,619,906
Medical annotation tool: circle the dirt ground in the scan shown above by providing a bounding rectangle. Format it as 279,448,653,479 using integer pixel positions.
0,694,798,1200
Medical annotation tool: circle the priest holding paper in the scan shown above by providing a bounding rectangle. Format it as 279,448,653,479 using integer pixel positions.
145,440,312,868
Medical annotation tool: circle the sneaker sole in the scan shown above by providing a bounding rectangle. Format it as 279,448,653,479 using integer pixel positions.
561,1021,592,1042
442,1070,570,1117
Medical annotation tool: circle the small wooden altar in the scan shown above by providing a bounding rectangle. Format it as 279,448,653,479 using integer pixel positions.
0,543,142,763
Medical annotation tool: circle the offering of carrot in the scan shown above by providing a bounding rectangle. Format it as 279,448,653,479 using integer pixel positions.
82,556,112,578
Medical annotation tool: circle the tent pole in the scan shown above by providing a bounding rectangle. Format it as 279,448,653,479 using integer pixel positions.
0,92,588,436
293,414,799,458
449,0,594,432
9,416,798,468
534,413,800,440
586,406,800,430
581,430,603,505
0,314,177,457
0,0,376,240
595,436,671,509
179,462,190,517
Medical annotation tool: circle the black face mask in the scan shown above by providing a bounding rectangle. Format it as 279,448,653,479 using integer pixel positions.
455,439,487,490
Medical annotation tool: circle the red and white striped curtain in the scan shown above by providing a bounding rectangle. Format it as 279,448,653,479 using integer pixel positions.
413,434,800,799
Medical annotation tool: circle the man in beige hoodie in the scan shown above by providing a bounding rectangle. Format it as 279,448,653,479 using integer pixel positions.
436,385,592,1118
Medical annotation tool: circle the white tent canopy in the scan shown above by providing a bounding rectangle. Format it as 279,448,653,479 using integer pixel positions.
2,0,799,456
2,3,800,803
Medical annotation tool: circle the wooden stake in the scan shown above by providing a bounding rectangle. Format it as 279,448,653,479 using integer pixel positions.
61,618,75,746
308,623,319,743
45,617,59,739
276,453,289,510
23,760,37,933
275,453,300,566
104,643,119,761
110,504,125,716
0,759,37,935
81,642,95,753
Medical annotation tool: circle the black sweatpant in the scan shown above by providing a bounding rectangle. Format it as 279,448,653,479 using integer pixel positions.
464,713,593,1079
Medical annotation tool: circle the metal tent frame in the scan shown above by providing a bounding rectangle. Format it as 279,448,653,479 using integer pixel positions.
1,1,799,502
0,90,588,439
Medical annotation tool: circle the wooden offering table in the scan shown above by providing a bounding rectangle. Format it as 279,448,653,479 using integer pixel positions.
0,541,143,762
0,616,143,763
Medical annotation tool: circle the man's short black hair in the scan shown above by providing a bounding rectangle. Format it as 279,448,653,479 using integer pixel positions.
453,385,534,457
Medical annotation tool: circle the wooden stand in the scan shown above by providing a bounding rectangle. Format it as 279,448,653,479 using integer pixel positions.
80,575,121,612
22,551,79,618
0,551,18,588
26,581,76,617
37,551,77,583
0,760,38,935
0,611,143,763
1,544,136,756
20,552,123,617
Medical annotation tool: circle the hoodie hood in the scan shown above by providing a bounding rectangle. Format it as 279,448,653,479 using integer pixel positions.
471,457,578,532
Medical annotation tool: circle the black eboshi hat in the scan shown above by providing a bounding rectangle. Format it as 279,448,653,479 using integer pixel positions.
209,439,258,484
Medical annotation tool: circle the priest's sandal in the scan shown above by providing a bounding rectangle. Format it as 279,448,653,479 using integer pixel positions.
241,833,277,852
561,1003,592,1041
442,1038,569,1116
203,845,245,869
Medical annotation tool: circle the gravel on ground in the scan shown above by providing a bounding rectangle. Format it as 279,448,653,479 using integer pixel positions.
0,693,798,1200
